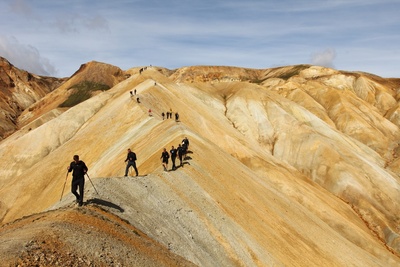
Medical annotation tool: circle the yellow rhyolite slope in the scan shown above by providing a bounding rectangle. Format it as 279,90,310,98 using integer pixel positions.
0,64,399,266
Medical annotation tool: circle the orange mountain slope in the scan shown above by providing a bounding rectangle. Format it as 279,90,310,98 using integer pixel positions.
0,63,399,266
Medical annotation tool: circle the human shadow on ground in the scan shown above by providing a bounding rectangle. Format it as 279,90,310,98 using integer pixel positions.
86,198,124,212
183,150,193,160
170,161,191,171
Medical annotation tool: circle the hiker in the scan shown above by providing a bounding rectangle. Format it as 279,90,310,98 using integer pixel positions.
124,148,138,176
136,97,140,103
160,148,169,171
67,155,88,206
148,109,152,116
183,137,189,150
130,91,133,97
177,144,184,167
175,112,179,122
182,137,189,159
170,146,177,170
182,141,187,160
134,89,137,95
162,112,165,120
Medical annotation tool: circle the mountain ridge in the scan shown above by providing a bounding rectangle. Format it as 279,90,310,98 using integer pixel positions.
0,59,399,266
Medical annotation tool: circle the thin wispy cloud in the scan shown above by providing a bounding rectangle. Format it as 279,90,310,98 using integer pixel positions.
55,14,109,33
0,0,399,77
9,0,33,17
311,49,336,68
0,35,57,76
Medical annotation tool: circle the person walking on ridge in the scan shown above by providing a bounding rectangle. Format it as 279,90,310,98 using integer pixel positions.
183,137,189,150
160,148,169,171
182,137,189,159
67,155,88,206
170,145,177,170
125,148,138,176
177,144,184,167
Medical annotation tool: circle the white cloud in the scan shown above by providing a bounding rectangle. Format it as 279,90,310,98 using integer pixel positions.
0,35,57,76
311,49,336,68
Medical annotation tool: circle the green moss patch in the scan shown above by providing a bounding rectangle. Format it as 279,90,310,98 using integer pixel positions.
59,81,110,107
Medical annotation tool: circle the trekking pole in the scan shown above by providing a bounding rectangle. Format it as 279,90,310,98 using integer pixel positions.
60,171,69,202
86,173,99,195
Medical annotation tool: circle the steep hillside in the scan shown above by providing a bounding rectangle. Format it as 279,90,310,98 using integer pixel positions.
0,57,65,139
0,64,399,266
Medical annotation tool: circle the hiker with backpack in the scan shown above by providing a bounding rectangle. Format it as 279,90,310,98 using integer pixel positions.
125,148,138,176
67,155,88,206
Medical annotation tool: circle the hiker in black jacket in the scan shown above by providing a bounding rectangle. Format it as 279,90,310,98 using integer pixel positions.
125,148,138,176
160,148,169,171
177,144,184,167
170,146,177,170
67,155,88,206
182,137,189,159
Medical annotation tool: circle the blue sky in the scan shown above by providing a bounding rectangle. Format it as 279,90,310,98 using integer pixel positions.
0,0,399,78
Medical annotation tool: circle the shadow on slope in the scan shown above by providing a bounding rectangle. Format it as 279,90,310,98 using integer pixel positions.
86,197,124,212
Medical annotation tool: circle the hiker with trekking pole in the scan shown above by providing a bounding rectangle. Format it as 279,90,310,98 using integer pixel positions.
66,155,88,206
